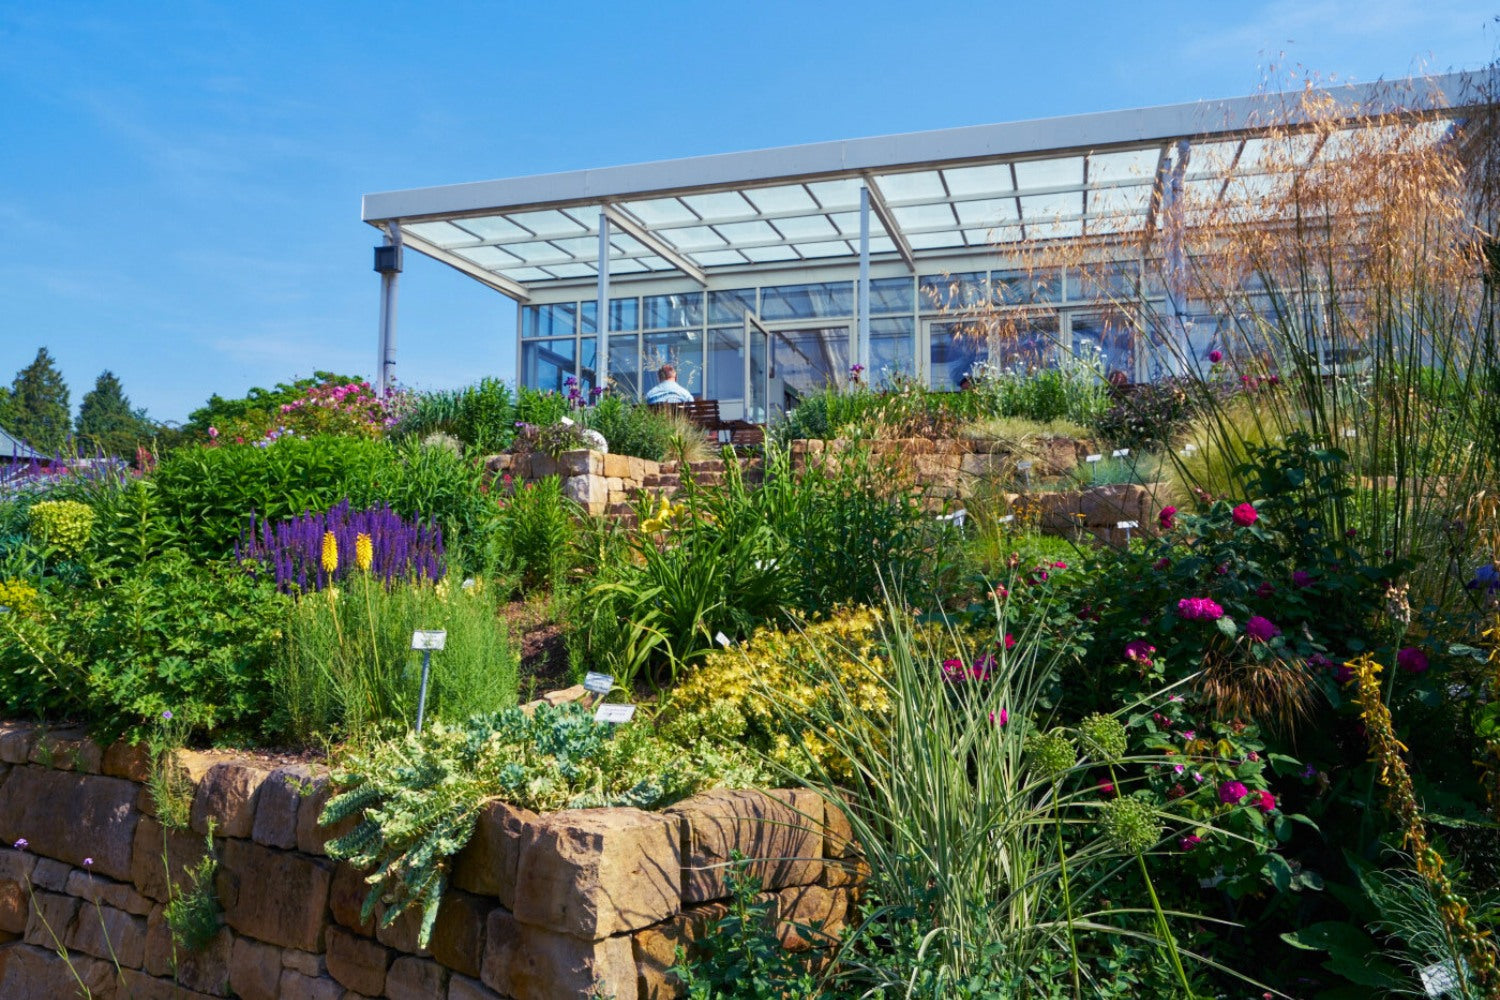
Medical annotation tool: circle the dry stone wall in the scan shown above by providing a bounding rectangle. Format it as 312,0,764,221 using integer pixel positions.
0,721,856,999
487,450,660,516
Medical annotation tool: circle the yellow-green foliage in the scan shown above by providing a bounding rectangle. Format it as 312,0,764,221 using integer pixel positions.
28,500,96,559
658,606,893,779
0,579,39,615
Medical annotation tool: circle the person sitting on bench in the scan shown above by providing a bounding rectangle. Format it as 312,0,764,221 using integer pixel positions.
644,363,694,404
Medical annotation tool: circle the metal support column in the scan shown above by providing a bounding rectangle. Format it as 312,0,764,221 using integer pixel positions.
595,212,610,390
376,224,403,397
1163,140,1192,373
857,185,872,381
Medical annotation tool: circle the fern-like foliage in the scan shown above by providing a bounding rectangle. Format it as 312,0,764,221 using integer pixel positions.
321,703,772,947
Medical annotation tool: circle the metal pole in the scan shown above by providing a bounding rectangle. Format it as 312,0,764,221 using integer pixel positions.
596,212,610,391
857,185,871,380
378,224,403,396
415,648,432,733
1165,140,1191,374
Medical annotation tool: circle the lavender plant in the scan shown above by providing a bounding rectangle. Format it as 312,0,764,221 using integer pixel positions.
237,499,444,593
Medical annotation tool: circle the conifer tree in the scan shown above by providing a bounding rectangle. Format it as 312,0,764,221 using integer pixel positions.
6,348,70,455
77,370,147,456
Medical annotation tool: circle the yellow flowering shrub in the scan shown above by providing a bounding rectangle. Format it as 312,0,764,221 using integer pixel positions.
28,500,96,559
0,579,40,615
657,605,893,779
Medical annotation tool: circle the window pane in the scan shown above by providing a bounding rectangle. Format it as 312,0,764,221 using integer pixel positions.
920,272,989,311
993,268,1060,305
642,331,705,397
521,339,576,392
759,281,854,321
579,337,599,394
581,300,638,334
522,303,577,339
643,292,704,330
1069,311,1134,380
608,334,641,398
708,326,745,402
772,326,849,416
870,277,914,315
708,288,757,324
869,317,915,385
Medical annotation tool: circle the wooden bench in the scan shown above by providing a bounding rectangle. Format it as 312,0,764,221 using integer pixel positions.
649,399,764,446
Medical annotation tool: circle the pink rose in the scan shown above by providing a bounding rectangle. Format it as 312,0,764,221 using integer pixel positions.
1245,616,1281,642
1158,506,1177,531
1396,647,1429,674
1232,503,1258,527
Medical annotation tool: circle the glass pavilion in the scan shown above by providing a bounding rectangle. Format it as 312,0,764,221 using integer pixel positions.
362,71,1487,423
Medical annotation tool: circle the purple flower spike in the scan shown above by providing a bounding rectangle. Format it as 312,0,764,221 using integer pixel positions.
13,838,27,851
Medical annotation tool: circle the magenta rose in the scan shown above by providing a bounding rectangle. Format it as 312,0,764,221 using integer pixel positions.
1176,597,1225,622
1253,790,1276,813
1232,502,1258,527
1158,505,1177,531
1292,570,1313,588
1208,350,1222,363
1218,780,1250,805
1245,616,1281,642
1124,639,1157,665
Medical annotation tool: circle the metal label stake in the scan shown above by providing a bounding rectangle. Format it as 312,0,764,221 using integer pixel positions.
411,629,447,733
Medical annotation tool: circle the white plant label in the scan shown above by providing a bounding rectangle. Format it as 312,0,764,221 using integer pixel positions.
1419,959,1460,996
1183,443,1198,454
1117,520,1140,529
583,672,615,694
1016,461,1033,471
594,703,636,724
997,514,1015,524
411,630,447,651
1086,454,1102,464
715,631,731,648
1112,448,1130,458
1343,428,1358,438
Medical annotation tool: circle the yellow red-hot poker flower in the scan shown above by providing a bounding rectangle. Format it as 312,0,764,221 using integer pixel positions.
321,531,339,574
355,533,373,572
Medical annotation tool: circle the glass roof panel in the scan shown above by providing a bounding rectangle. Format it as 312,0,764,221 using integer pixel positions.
1222,172,1294,203
500,267,557,282
453,216,530,242
1013,155,1083,191
663,226,727,251
502,241,572,265
906,231,965,250
548,236,600,256
1183,178,1226,204
715,220,781,242
743,184,818,214
1018,191,1083,220
794,240,852,258
1399,117,1455,149
690,249,748,267
1025,219,1084,239
741,244,802,262
1183,140,1240,178
1087,147,1160,183
505,209,588,238
805,178,863,210
773,215,839,239
954,198,1019,225
609,233,648,255
1087,184,1152,216
454,246,523,268
1083,213,1141,235
828,211,888,237
680,191,754,220
966,226,1021,246
622,198,699,225
868,236,897,254
609,258,650,273
874,170,946,202
942,163,1013,197
405,221,479,248
890,203,958,230
547,262,597,278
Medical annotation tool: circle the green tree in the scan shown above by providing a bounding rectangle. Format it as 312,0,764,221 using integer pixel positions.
7,347,71,456
77,370,148,457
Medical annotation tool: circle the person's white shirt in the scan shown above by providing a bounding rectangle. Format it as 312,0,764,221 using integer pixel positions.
645,379,694,404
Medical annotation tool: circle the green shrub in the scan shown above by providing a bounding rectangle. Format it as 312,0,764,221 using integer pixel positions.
397,378,518,453
152,436,487,564
491,475,577,593
579,394,676,462
27,500,96,559
273,576,517,745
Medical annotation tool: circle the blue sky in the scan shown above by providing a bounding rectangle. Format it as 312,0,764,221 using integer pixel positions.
0,1,1495,423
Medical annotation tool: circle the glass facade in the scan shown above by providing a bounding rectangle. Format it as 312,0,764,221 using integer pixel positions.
519,264,1168,407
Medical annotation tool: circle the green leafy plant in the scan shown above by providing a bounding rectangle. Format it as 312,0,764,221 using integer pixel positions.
491,475,577,593
163,830,222,954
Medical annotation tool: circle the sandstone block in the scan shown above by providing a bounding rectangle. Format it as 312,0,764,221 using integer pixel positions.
282,948,325,976
603,453,630,479
102,740,153,782
386,955,450,1000
0,767,140,881
667,789,824,904
1078,483,1149,527
429,890,490,979
527,454,558,480
191,761,270,838
30,858,71,891
773,884,847,951
564,473,607,507
329,863,375,935
512,807,679,939
632,901,730,1000
559,449,604,477
0,941,119,999
278,969,344,1000
0,851,32,934
138,750,218,819
252,764,314,849
449,973,504,1000
820,798,868,889
295,773,358,856
451,798,534,910
326,925,392,996
119,968,223,1000
131,815,210,904
65,868,154,916
229,934,284,1000
30,731,103,773
22,890,79,949
373,900,430,956
482,907,638,1000
0,725,36,764
141,906,232,992
217,839,331,951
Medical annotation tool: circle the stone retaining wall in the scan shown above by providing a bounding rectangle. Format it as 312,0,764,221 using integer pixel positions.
487,450,661,517
0,722,856,999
